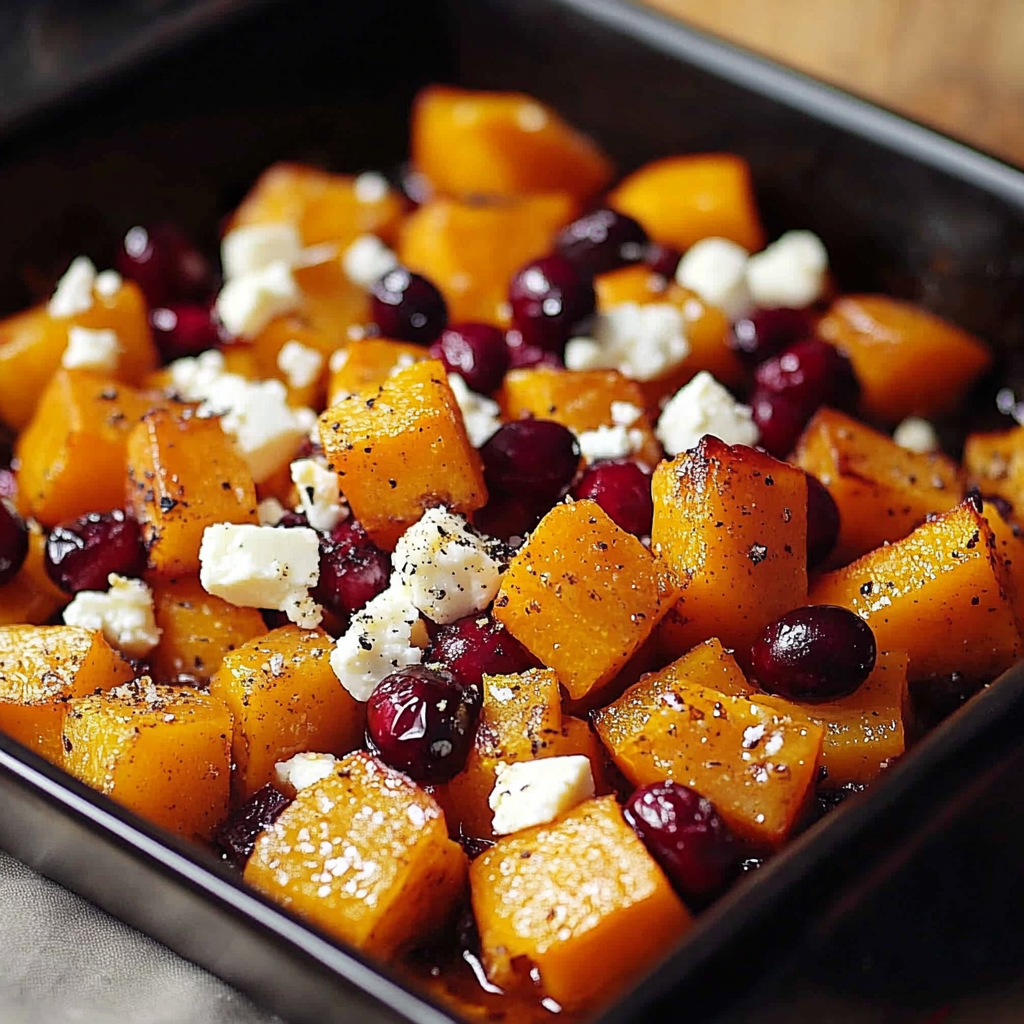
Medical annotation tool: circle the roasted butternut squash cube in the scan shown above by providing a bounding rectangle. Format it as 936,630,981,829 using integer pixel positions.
980,499,1024,628
210,626,364,799
810,499,1022,685
62,679,232,839
794,407,964,565
652,438,808,667
964,426,1024,515
0,525,68,627
126,408,258,577
595,264,671,309
817,295,992,423
608,153,765,252
0,625,132,764
292,255,371,341
247,317,334,410
494,500,680,704
245,750,466,957
327,338,430,405
411,85,613,203
470,796,690,1009
318,359,487,549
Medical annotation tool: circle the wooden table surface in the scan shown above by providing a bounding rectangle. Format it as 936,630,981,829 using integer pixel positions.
641,0,1024,167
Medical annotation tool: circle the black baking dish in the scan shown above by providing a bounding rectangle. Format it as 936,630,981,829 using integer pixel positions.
2,1,1024,1022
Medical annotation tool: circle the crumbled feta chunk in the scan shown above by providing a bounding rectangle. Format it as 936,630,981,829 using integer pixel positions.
63,574,161,658
257,497,286,526
168,348,225,394
893,416,940,454
221,223,304,281
342,234,400,290
746,230,829,310
328,348,350,374
656,370,759,456
610,401,644,427
447,373,502,447
330,587,422,701
94,269,123,298
275,752,338,793
575,423,646,463
675,237,752,321
61,326,122,373
290,458,346,532
489,755,595,835
48,256,97,318
391,508,503,624
214,261,301,339
199,523,322,627
277,340,324,390
353,171,390,204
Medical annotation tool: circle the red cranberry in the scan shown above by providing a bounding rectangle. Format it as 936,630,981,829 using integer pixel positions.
479,420,580,506
276,510,310,529
371,268,447,345
426,614,535,688
750,387,809,458
212,784,292,869
805,474,840,569
44,510,146,593
150,303,220,363
0,501,29,586
472,495,545,546
116,223,214,307
754,337,858,414
644,242,683,280
0,470,16,502
572,461,653,536
751,605,877,703
623,781,739,906
365,665,482,784
729,308,813,366
505,331,565,370
555,208,648,277
312,519,390,619
508,255,596,354
429,323,510,395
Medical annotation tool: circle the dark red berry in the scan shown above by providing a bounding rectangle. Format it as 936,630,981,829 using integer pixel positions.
505,331,565,370
371,268,447,345
0,501,29,586
0,470,16,502
312,519,390,619
751,605,877,703
116,223,214,307
623,781,739,906
572,461,653,536
276,510,310,529
754,337,858,414
508,255,596,354
805,474,840,569
479,420,580,506
555,208,648,276
44,510,146,593
365,665,482,784
150,303,220,363
729,308,813,366
472,495,545,546
426,614,535,688
644,242,683,280
429,323,509,394
750,387,808,458
212,784,292,869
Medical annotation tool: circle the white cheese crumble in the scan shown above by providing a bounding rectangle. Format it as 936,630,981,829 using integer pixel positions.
290,458,346,532
611,401,644,427
342,234,400,290
94,269,123,298
221,223,304,281
199,523,322,628
575,423,646,463
675,237,752,321
656,370,759,456
275,752,338,793
277,340,324,390
893,416,940,454
214,260,301,339
746,230,829,310
447,373,502,447
353,171,390,204
63,574,162,658
489,755,595,835
257,496,286,526
48,256,97,319
330,586,422,701
61,326,122,373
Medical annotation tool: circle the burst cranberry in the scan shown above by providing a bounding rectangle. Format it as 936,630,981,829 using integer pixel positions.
754,337,858,414
729,308,813,365
0,501,29,586
371,268,447,345
429,323,509,394
44,510,146,593
645,242,683,280
805,474,840,569
751,605,876,703
426,614,535,688
750,387,808,458
150,303,220,363
505,331,565,369
555,208,648,276
212,784,292,869
312,519,390,619
480,420,580,506
365,665,482,783
116,223,214,307
623,781,739,906
508,255,596,353
572,461,653,536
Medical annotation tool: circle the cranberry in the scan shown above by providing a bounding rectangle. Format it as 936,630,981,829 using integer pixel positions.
365,665,482,784
276,510,310,529
508,255,596,353
555,208,648,277
472,495,545,546
505,332,565,370
371,268,447,345
750,388,809,458
212,784,292,869
44,510,146,593
0,501,29,586
0,470,16,502
572,461,653,536
645,242,683,280
805,474,840,569
150,303,220,363
426,614,535,688
116,223,214,307
729,308,813,366
623,781,739,906
751,605,877,703
312,519,390,619
479,420,580,506
429,323,509,395
754,337,858,414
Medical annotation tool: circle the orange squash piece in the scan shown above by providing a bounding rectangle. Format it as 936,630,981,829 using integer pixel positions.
246,316,335,410
327,338,430,405
980,498,1024,628
245,750,466,957
594,264,671,309
817,295,992,423
963,426,1024,515
62,678,232,840
0,525,69,627
292,255,371,342
470,796,691,1009
608,153,765,252
411,85,613,204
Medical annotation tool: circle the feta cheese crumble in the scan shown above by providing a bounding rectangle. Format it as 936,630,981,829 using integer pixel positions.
275,752,338,793
94,270,123,298
489,755,595,835
221,223,304,280
199,523,322,628
575,423,646,463
893,416,940,454
353,171,390,204
676,237,752,321
656,370,759,456
257,496,286,526
277,340,324,390
214,260,301,339
63,574,162,658
746,230,828,310
290,458,346,532
62,326,122,373
48,256,97,319
342,234,400,290
447,373,502,447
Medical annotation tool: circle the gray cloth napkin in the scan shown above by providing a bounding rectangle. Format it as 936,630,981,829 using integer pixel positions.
0,850,279,1024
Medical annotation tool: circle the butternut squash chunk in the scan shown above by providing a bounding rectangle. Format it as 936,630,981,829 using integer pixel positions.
0,525,67,627
327,338,430,406
980,499,1024,628
595,264,671,309
245,750,466,957
292,255,371,341
963,426,1024,515
470,796,691,1009
246,317,334,410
